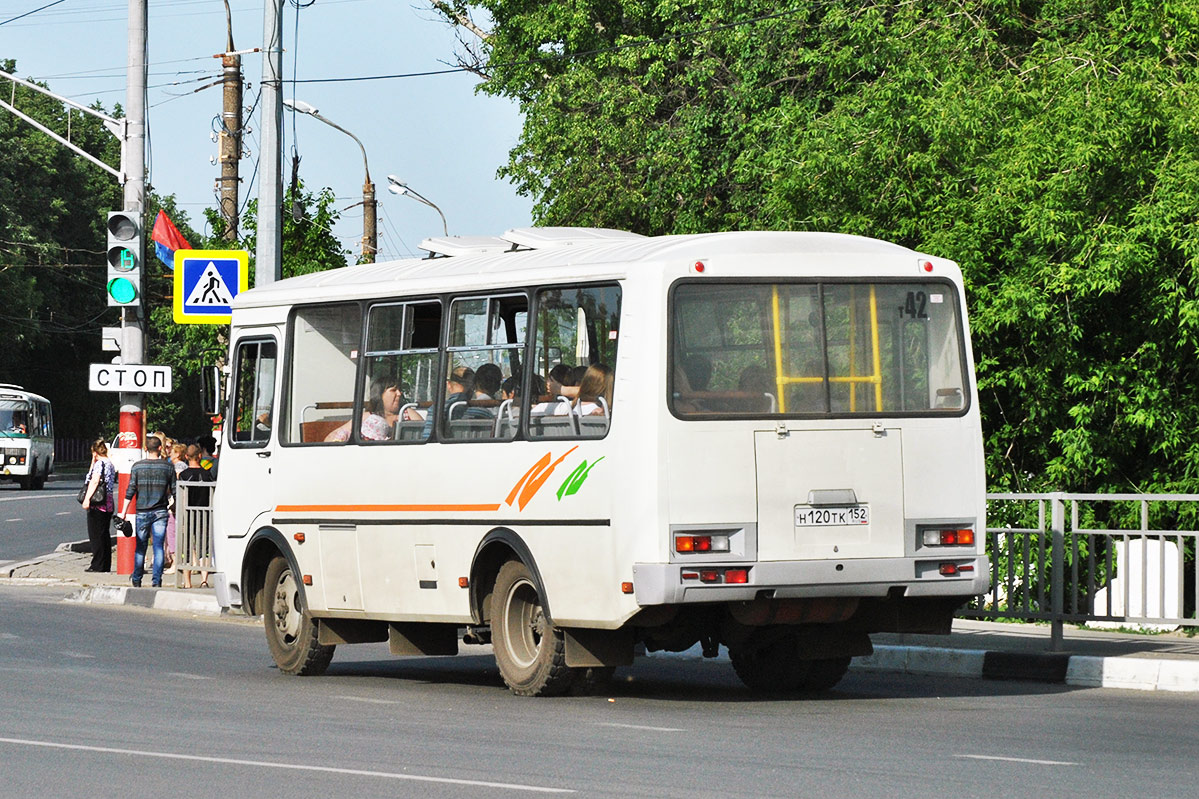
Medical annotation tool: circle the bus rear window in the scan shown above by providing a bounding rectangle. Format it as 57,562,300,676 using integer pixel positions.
670,281,968,417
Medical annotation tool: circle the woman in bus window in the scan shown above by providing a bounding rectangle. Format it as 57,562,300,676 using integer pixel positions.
555,363,613,417
324,375,402,442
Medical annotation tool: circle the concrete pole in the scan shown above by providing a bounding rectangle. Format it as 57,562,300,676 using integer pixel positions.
257,0,284,285
117,0,147,506
218,54,242,242
363,178,376,263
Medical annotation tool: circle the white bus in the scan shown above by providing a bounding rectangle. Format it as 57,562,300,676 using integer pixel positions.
0,384,54,490
209,228,989,696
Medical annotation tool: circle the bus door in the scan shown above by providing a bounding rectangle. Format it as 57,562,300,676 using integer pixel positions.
220,332,280,539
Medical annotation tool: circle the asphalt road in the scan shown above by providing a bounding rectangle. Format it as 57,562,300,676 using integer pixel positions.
1,585,1197,798
0,476,83,565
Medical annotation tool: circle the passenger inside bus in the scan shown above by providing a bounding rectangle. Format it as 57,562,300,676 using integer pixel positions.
738,363,777,412
324,375,402,442
554,363,613,417
5,410,28,434
474,363,503,404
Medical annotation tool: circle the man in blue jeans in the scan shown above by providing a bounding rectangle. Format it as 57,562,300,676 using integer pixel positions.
121,435,177,588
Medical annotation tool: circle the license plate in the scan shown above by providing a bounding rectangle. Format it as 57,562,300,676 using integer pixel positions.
794,505,870,527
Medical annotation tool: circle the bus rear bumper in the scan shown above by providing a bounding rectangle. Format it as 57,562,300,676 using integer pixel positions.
632,556,990,605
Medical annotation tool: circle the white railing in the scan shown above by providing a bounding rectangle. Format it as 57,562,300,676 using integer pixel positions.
174,481,215,588
962,493,1199,648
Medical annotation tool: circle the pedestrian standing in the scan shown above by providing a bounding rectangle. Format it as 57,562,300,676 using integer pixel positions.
81,439,117,573
120,435,177,588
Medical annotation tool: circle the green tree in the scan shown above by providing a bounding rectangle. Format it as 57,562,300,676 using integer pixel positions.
0,58,122,440
436,1,1199,495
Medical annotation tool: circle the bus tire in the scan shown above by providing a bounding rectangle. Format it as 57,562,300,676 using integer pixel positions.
802,657,852,691
729,632,810,693
490,559,573,696
263,556,334,676
31,462,45,490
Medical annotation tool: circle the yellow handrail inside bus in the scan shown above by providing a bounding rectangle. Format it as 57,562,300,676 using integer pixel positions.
770,284,883,413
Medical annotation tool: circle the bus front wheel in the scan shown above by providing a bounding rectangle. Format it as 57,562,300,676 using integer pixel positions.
263,556,334,676
490,559,573,696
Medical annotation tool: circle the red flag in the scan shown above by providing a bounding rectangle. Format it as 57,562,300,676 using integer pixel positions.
150,210,191,268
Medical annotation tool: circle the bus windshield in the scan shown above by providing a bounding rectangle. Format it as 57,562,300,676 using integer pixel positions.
1,400,31,436
671,280,968,417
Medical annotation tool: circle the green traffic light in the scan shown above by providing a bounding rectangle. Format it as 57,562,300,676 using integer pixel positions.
107,277,138,304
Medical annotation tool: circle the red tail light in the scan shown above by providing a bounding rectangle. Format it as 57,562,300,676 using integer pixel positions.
724,569,748,584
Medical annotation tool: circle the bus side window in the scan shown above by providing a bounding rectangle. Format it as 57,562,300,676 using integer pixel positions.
287,303,362,445
230,339,277,445
440,294,525,442
363,300,442,444
528,285,620,440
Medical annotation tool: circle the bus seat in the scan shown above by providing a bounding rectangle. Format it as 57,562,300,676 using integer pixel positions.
530,415,578,438
395,420,428,441
447,418,495,440
300,418,349,443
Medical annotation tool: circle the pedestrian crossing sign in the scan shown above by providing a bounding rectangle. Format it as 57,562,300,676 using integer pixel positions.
173,249,249,324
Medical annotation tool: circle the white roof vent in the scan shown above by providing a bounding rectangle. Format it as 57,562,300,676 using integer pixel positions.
418,235,520,258
501,226,645,249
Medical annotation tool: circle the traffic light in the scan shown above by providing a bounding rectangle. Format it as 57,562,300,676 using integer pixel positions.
106,210,142,308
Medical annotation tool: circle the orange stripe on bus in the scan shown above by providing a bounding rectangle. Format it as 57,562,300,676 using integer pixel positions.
274,504,502,513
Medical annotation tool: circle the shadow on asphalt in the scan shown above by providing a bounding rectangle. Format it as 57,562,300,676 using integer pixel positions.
313,649,1080,703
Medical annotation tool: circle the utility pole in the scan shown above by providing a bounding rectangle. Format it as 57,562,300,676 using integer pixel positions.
257,0,284,285
363,176,377,263
118,0,148,485
217,0,242,242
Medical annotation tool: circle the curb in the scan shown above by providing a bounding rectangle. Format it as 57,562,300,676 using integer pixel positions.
648,642,1199,693
65,585,224,616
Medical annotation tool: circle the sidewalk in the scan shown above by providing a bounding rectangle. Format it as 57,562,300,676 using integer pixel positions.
5,542,1199,692
1,541,224,617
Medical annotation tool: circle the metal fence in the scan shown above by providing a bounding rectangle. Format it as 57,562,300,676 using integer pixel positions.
170,486,1198,647
962,493,1199,648
174,480,215,588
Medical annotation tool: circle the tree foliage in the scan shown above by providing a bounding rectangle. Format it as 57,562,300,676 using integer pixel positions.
0,58,121,438
1,57,348,446
436,0,1199,493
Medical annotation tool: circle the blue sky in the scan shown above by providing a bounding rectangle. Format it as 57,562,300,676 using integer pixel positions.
2,0,533,262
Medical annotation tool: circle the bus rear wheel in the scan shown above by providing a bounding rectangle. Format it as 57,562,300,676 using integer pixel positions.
490,559,573,696
729,631,851,694
263,556,334,676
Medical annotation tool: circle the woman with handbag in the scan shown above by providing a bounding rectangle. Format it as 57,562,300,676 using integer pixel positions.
81,439,117,573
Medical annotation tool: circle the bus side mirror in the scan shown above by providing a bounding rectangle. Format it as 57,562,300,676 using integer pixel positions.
200,365,224,417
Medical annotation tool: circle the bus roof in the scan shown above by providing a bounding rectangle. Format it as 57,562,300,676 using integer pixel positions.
232,228,931,309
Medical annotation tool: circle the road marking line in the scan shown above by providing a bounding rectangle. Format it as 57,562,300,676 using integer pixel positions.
5,518,22,523
0,736,575,793
0,493,75,502
335,694,401,705
164,672,212,681
55,511,71,516
597,722,685,732
958,754,1079,766
59,652,96,659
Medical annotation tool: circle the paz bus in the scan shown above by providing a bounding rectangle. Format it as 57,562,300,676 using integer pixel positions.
0,384,53,490
207,228,989,696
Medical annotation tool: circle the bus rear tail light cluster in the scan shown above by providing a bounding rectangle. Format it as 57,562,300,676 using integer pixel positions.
681,568,749,584
923,528,975,547
675,534,730,554
938,562,976,576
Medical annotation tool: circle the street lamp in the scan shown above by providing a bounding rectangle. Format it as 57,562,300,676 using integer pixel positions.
283,98,377,263
387,175,448,237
